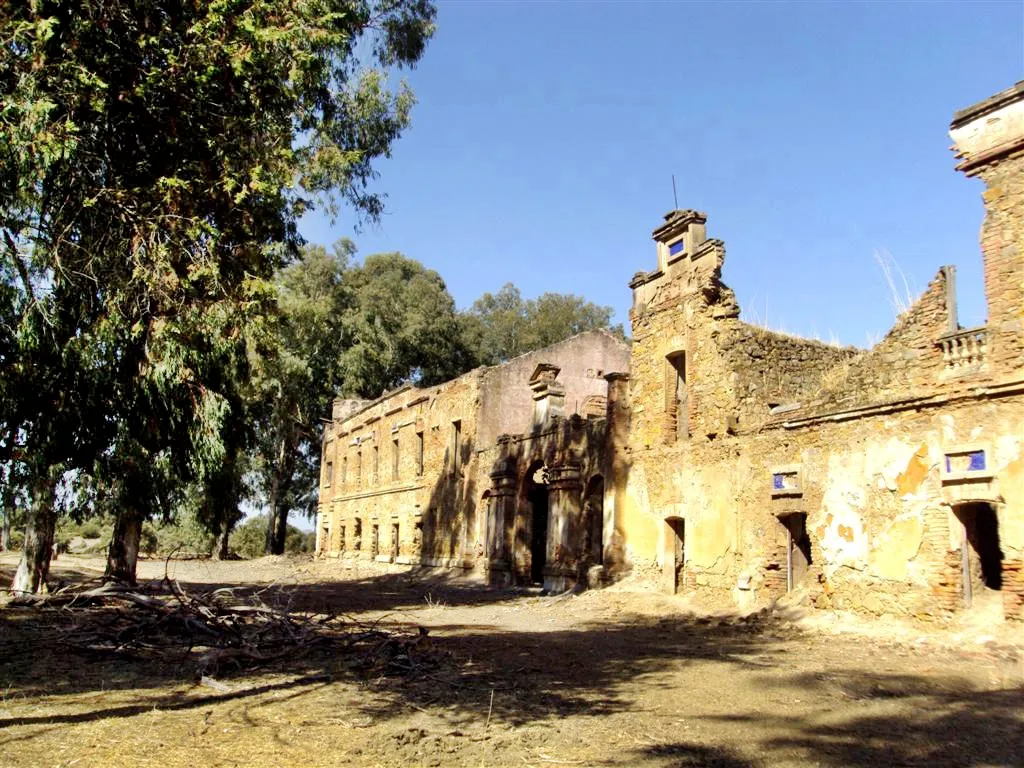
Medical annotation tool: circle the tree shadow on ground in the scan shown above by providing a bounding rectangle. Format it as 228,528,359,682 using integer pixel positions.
704,675,1024,767
1,563,1022,766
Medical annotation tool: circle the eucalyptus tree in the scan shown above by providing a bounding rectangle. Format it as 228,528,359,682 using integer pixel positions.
257,246,473,554
1,0,436,589
460,283,623,366
254,241,355,555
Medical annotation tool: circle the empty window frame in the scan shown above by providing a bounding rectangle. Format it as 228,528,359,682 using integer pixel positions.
451,420,462,475
666,352,689,441
416,431,424,476
324,461,333,487
392,437,400,481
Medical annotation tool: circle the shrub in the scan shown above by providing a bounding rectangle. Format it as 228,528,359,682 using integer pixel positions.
229,516,268,559
229,515,314,559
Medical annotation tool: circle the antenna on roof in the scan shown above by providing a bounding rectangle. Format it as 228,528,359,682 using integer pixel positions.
671,174,679,209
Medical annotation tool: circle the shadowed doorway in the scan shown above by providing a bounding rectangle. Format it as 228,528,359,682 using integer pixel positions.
777,512,811,591
525,462,549,585
666,517,685,594
953,502,1003,609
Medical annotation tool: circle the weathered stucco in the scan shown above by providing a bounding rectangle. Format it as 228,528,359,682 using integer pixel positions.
317,81,1024,623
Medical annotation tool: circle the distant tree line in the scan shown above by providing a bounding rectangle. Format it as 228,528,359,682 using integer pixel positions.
0,1,622,592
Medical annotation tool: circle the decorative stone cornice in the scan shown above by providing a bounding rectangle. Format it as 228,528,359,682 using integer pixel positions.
651,209,707,242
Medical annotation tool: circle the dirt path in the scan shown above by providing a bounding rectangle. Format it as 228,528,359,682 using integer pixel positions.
1,554,1022,767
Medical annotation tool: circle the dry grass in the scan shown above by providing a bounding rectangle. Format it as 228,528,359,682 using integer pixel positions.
1,554,1021,767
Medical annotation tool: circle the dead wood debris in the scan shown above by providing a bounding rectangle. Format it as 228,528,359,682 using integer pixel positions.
11,579,446,678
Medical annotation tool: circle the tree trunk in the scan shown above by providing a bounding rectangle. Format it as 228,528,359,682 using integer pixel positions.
11,469,59,594
265,434,294,556
1,504,10,552
273,491,290,555
106,506,142,585
213,518,233,560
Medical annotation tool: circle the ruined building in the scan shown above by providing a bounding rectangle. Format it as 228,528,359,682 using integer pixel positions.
316,330,630,591
318,82,1024,622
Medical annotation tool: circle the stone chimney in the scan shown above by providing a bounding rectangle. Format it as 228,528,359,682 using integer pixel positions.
529,363,565,429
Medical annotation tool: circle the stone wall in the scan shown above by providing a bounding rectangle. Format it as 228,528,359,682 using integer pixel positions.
316,331,629,577
616,81,1024,622
951,82,1024,376
317,370,484,568
314,81,1024,625
476,330,630,447
622,394,1023,618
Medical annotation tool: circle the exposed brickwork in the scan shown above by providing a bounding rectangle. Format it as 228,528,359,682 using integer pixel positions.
316,331,629,591
315,82,1024,625
614,82,1024,622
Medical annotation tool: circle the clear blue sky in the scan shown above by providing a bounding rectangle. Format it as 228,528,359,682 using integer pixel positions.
300,0,1024,348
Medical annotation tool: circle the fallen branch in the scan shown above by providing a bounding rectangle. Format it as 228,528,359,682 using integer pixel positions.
14,580,447,679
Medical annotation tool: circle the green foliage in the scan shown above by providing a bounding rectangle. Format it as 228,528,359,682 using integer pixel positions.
230,516,269,560
341,251,476,395
460,283,624,365
7,528,24,551
1,1,436,585
78,521,102,539
253,242,472,554
230,514,310,558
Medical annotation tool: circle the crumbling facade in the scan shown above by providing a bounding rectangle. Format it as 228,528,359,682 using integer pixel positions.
318,82,1024,621
616,81,1024,622
315,330,630,591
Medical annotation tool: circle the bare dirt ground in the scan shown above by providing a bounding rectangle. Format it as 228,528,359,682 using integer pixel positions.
1,553,1022,768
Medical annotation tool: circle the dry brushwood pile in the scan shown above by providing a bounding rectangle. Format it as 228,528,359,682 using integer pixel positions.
11,577,447,680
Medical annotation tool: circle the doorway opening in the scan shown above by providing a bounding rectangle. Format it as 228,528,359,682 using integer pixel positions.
584,475,604,566
777,512,811,591
525,462,549,585
953,502,1003,608
666,517,685,594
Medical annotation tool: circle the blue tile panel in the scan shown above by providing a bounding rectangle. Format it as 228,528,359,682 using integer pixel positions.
968,450,986,471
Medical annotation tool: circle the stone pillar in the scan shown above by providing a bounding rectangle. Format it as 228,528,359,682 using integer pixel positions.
545,461,582,593
485,437,517,587
603,372,630,574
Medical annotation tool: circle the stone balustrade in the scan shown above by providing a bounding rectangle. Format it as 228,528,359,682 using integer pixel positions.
938,326,988,370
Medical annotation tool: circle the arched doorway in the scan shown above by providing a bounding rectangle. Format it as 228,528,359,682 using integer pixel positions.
583,475,604,566
953,502,1003,610
525,461,549,585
